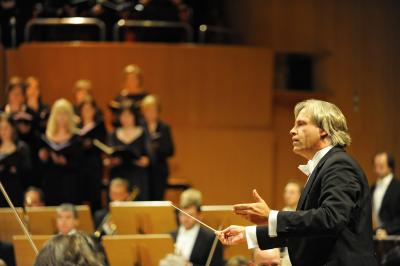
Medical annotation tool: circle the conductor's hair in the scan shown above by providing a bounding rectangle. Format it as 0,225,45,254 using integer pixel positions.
57,204,78,220
375,152,396,174
33,232,104,266
294,99,351,147
180,188,202,212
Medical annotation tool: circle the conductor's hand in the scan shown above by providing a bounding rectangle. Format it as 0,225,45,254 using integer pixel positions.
216,225,246,246
233,189,270,225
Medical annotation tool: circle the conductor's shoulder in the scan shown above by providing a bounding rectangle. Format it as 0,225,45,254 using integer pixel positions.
325,146,358,167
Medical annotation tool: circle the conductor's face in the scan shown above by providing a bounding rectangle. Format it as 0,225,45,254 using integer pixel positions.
290,108,327,160
179,206,201,230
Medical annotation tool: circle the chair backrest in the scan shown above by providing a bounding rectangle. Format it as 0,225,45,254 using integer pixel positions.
26,205,94,234
102,234,175,266
0,208,25,242
110,201,177,234
12,235,52,266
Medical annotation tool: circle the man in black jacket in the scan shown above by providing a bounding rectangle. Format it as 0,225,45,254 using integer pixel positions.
371,152,400,238
171,188,223,266
216,99,376,266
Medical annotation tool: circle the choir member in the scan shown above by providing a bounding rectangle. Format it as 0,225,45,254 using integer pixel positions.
0,114,31,207
109,64,148,126
38,99,83,206
77,97,107,212
25,76,50,133
73,79,93,108
73,79,103,121
24,76,50,187
3,81,38,189
107,101,150,200
141,95,174,200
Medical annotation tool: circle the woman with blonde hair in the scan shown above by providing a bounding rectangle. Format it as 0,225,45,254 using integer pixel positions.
39,99,83,205
141,95,174,200
109,64,148,127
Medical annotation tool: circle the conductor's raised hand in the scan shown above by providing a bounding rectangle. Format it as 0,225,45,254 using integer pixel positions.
215,225,246,246
233,189,270,225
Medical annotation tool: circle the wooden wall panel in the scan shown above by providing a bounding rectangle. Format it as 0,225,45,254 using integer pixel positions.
171,128,275,205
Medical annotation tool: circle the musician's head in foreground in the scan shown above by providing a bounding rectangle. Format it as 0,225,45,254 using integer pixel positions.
34,232,104,266
290,99,351,160
179,188,203,230
56,203,79,235
250,248,281,266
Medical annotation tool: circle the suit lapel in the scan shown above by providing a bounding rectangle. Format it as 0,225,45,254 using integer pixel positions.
297,169,319,210
297,146,344,210
379,178,395,217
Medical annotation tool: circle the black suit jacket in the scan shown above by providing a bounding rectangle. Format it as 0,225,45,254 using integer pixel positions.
256,146,376,266
146,121,175,200
371,177,400,234
171,226,224,266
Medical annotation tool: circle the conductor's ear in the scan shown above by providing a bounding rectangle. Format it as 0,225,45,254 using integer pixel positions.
320,129,328,139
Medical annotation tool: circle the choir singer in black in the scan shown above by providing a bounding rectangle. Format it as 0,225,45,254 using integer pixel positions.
216,99,377,266
141,95,174,201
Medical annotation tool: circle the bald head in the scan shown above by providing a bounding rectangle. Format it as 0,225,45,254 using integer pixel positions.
253,248,281,266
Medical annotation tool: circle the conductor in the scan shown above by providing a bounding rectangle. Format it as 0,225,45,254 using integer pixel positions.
216,99,377,266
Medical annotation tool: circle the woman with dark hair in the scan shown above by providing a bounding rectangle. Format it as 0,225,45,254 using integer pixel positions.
109,64,148,127
0,114,31,207
3,80,39,188
77,97,107,212
107,101,150,200
24,76,50,187
25,76,50,133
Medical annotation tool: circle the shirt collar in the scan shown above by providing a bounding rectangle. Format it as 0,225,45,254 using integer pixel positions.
298,145,334,176
377,173,393,186
178,223,200,234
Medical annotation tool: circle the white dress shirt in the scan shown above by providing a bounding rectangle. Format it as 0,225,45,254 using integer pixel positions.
245,145,333,249
373,173,393,226
175,224,200,261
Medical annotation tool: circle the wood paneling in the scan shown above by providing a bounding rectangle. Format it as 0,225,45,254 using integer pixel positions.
171,128,275,205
